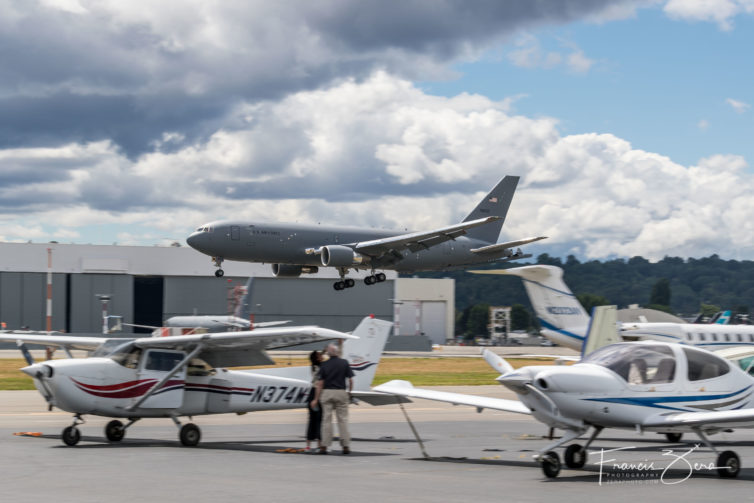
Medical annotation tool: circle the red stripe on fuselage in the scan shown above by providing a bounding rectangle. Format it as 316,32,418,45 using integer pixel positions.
71,378,184,399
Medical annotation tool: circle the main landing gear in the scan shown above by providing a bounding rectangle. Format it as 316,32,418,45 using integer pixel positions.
333,271,387,290
173,416,201,446
212,256,224,277
535,426,603,478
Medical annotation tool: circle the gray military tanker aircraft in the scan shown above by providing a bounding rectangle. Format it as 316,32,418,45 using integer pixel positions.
187,175,545,290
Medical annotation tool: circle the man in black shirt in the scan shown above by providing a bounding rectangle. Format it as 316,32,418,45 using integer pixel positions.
311,343,354,454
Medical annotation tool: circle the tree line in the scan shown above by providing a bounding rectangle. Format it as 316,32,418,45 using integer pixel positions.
411,254,754,339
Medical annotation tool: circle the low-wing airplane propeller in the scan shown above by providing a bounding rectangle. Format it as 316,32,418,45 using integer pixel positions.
376,306,754,479
1,317,395,447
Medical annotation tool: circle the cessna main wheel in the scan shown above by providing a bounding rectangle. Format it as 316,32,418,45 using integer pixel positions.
179,423,201,447
62,426,81,446
105,420,125,442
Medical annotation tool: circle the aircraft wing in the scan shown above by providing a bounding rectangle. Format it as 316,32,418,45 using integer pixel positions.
134,325,357,368
353,216,501,257
373,379,530,414
0,331,108,352
642,409,754,431
470,236,547,254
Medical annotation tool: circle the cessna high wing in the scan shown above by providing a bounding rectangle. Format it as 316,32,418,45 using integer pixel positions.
472,265,754,351
187,175,545,291
376,307,754,479
0,316,394,447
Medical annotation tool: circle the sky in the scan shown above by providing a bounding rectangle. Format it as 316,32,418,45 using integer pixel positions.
1,0,753,261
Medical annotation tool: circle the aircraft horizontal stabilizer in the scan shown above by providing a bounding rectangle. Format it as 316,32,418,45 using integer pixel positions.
470,236,547,254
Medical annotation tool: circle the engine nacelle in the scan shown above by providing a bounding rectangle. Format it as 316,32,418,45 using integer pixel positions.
271,264,319,278
320,245,368,267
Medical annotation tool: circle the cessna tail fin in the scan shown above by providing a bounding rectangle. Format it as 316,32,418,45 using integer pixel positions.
343,316,392,391
462,175,519,243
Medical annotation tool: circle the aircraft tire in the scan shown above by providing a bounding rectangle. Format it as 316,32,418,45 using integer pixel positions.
333,281,344,291
345,278,355,288
62,426,81,446
665,432,682,443
541,451,561,478
376,273,386,282
179,423,201,447
364,276,374,285
214,269,225,278
564,444,586,469
105,420,125,442
717,451,740,478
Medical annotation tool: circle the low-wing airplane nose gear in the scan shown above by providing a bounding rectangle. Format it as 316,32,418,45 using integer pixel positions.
212,256,224,277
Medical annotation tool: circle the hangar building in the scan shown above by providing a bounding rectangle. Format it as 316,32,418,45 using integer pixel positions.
0,242,454,348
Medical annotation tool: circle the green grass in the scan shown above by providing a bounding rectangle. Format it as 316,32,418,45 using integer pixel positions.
0,357,553,391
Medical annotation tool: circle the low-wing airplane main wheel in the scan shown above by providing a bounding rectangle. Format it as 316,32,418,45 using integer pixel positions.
540,451,561,478
62,425,81,446
179,423,201,447
665,432,682,443
214,269,224,278
717,450,740,478
105,420,125,442
564,444,587,469
376,273,386,282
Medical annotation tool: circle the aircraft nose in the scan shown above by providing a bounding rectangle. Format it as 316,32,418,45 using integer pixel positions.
186,231,205,251
21,363,53,378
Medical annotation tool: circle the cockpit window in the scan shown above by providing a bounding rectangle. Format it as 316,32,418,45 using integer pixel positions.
583,343,676,384
101,341,142,369
92,339,136,358
683,347,730,381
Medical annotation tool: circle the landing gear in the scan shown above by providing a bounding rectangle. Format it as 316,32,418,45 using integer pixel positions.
540,451,561,478
333,278,355,290
179,423,201,447
564,443,587,469
104,418,139,442
212,256,224,277
693,428,742,478
62,425,81,446
105,420,125,442
717,451,741,478
665,432,683,443
61,414,85,446
364,272,387,285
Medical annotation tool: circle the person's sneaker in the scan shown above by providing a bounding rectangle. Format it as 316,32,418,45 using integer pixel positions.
342,447,350,455
304,446,311,453
318,447,328,454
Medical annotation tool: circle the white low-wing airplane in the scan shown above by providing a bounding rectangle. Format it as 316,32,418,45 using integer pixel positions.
375,307,754,479
1,316,394,447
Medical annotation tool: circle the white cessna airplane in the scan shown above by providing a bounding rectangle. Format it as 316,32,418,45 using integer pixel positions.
1,316,393,447
376,307,754,479
472,265,754,351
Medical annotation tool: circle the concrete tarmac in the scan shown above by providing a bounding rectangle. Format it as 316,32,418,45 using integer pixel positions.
3,388,754,502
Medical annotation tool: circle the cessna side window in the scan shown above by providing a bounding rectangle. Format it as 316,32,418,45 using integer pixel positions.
107,343,141,369
145,351,184,372
582,344,676,384
683,347,730,381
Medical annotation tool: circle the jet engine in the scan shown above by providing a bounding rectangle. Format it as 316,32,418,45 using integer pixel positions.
271,264,319,278
320,245,368,267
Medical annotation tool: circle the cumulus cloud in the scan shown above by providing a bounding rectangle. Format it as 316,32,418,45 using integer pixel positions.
664,0,754,30
0,0,637,155
2,73,754,261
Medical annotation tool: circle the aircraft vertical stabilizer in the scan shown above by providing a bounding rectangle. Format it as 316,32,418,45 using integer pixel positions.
581,305,620,358
343,316,392,391
462,175,519,243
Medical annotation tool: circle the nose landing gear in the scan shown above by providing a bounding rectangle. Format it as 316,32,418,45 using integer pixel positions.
212,256,224,277
61,414,85,446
